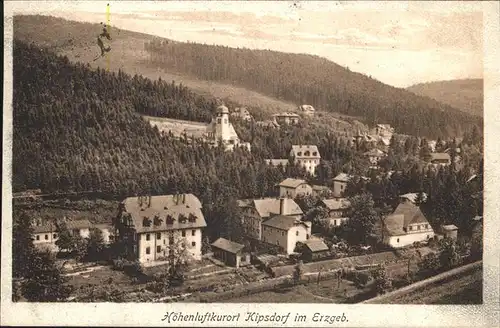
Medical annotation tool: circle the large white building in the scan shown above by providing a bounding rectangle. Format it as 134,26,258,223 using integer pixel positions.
115,194,207,263
290,145,321,176
206,105,251,152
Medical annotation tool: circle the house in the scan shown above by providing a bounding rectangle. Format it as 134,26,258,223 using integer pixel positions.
441,224,459,240
273,112,300,125
264,159,289,171
211,238,250,268
298,104,315,116
237,197,303,240
205,105,251,152
332,173,353,198
32,221,58,252
114,194,207,263
261,215,312,254
66,219,92,239
320,198,351,227
399,192,428,204
230,107,253,121
430,153,451,166
290,145,321,176
364,148,387,165
375,124,395,137
278,178,312,198
302,239,330,261
381,202,435,248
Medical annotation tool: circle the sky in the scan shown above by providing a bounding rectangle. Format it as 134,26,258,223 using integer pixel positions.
9,1,485,87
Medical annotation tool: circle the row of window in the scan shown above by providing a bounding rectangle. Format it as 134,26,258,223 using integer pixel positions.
145,242,197,255
142,214,197,227
408,224,430,231
295,151,318,157
144,229,196,241
35,233,57,241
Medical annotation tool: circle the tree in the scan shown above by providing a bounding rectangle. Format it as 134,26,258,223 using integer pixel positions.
85,228,106,261
344,193,380,245
438,238,461,270
55,221,74,253
372,265,392,295
163,238,193,286
417,252,441,278
292,260,305,285
12,209,36,278
22,249,73,302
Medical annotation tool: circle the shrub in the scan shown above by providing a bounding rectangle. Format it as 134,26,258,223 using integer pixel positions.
112,259,125,271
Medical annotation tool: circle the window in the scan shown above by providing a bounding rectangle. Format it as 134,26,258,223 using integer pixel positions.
36,235,40,241
217,118,221,124
296,231,299,236
297,152,302,156
333,219,337,226
182,230,186,237
397,238,400,243
166,215,174,225
426,224,429,229
223,118,228,124
146,234,150,241
53,234,57,238
276,240,280,246
45,234,48,240
341,185,344,190
281,231,285,236
409,226,413,231
417,225,421,230
146,247,151,255
427,235,430,239
306,234,310,240
313,152,318,156
192,230,196,236
156,233,161,240
156,246,161,253
191,241,196,247
142,218,151,227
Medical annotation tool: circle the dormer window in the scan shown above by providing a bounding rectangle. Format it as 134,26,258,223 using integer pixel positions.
153,216,163,226
142,217,152,227
297,152,302,156
166,215,174,225
179,214,187,224
304,151,310,156
313,152,317,156
188,213,197,223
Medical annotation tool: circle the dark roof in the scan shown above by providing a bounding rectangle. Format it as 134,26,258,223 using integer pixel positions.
211,238,244,254
33,223,56,234
304,239,329,252
384,202,432,236
262,215,305,230
278,178,309,188
121,194,207,233
66,219,92,230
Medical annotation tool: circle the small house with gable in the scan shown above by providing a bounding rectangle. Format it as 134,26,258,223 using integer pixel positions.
278,178,312,198
211,237,250,268
302,239,330,261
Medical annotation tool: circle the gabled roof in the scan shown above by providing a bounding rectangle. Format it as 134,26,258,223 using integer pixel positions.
321,198,351,211
121,194,207,233
278,178,309,189
33,223,56,234
383,202,432,236
273,112,300,118
431,153,451,161
304,239,329,252
333,173,353,182
252,198,303,218
262,215,305,230
211,238,245,254
291,145,320,158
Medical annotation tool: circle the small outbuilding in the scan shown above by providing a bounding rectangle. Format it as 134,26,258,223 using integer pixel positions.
441,224,459,240
211,237,250,268
302,239,330,262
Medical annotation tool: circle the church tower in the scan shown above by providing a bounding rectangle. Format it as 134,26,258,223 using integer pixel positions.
214,105,230,141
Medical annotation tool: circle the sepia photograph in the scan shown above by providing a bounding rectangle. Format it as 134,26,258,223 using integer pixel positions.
2,0,499,326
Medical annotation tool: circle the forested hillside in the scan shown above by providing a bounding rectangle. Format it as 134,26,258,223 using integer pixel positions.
14,15,482,139
407,79,483,117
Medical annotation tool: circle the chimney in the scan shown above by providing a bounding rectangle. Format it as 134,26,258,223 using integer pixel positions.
182,194,186,204
148,195,152,207
280,197,286,215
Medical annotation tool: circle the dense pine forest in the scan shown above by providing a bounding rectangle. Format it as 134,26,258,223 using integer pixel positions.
144,40,482,139
13,40,483,238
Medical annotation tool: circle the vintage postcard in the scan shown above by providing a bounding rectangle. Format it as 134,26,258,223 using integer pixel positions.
2,1,499,327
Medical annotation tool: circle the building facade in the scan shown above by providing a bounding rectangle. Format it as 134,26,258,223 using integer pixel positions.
261,215,312,254
290,145,321,176
115,194,207,263
320,198,351,227
278,178,313,198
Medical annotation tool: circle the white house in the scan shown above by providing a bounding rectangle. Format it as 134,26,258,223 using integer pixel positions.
206,105,251,152
261,215,312,254
32,218,95,252
115,194,207,263
237,197,303,240
382,202,435,248
321,198,351,227
298,104,315,116
273,112,300,125
278,178,313,198
290,145,321,176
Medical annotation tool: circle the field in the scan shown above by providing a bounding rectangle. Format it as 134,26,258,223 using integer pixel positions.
144,115,209,138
